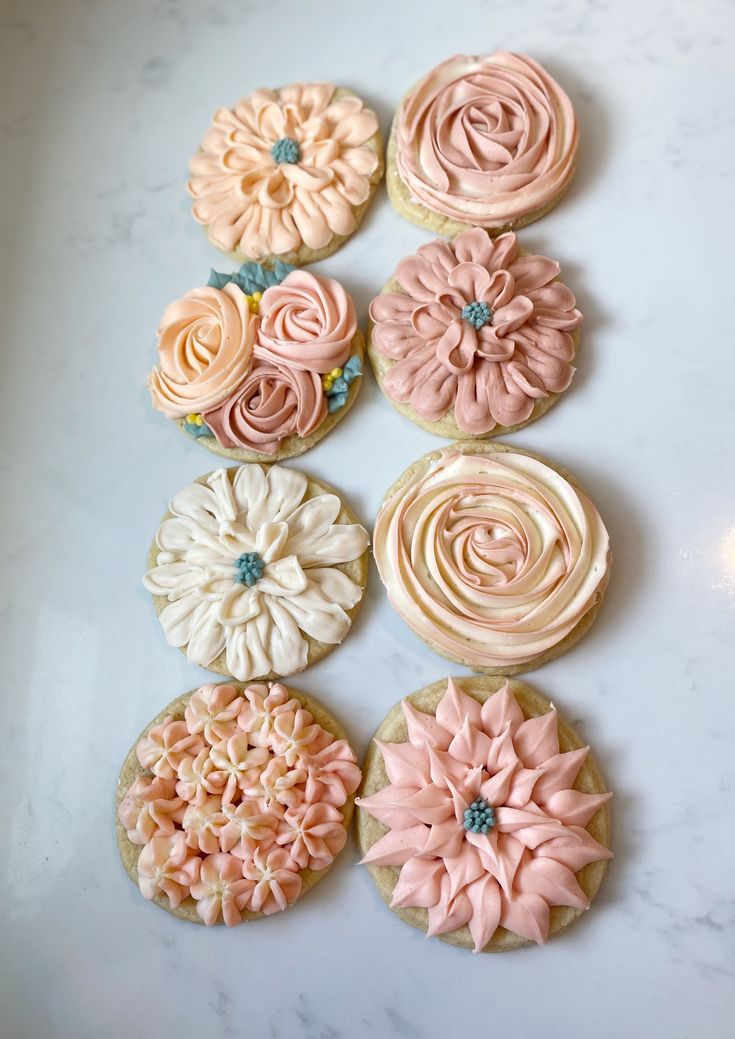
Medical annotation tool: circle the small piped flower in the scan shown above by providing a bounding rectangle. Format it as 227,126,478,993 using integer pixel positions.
234,551,265,587
463,798,496,834
323,354,362,414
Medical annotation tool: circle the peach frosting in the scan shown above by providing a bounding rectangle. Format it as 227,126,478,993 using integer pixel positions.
396,52,578,227
188,83,380,259
148,270,358,454
370,228,581,433
357,679,612,948
118,683,360,925
373,449,610,668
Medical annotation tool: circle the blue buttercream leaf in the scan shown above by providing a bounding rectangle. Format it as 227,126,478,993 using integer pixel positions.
184,421,214,438
272,259,296,284
329,376,348,395
208,269,232,289
327,392,348,414
343,354,362,380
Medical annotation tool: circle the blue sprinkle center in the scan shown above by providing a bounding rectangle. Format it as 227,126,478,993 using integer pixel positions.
463,798,496,834
271,137,301,165
234,552,265,587
461,300,493,329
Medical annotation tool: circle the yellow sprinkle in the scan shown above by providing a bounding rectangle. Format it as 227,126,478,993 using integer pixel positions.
322,376,333,390
186,414,198,424
194,415,204,426
252,291,262,301
330,367,342,379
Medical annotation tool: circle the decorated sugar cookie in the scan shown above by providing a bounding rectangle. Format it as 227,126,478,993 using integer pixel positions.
388,52,578,236
368,228,582,437
143,465,370,681
117,682,361,926
189,83,384,265
147,264,363,462
357,675,612,951
373,442,610,674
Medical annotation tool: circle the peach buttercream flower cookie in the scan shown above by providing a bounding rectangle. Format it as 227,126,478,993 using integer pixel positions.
189,83,384,265
357,675,612,951
117,682,361,926
368,228,582,437
373,441,610,675
387,52,578,236
147,262,363,463
143,464,369,682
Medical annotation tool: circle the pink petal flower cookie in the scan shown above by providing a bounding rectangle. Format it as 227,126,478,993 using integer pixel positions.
147,262,364,462
368,228,582,437
189,83,384,265
387,53,578,235
356,675,612,951
116,682,361,926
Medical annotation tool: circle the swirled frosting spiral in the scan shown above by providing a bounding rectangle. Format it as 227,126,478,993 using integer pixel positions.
373,449,610,668
395,53,578,227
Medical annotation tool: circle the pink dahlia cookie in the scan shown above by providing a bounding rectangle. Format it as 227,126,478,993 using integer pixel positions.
368,228,582,437
148,266,364,463
116,681,360,927
188,82,384,264
388,52,578,235
357,676,612,952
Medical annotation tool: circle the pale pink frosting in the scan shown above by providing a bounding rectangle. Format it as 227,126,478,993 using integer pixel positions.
117,776,184,846
119,681,359,926
373,449,610,668
396,53,578,227
148,284,256,418
370,229,581,432
357,679,612,948
203,349,326,454
257,270,357,374
188,83,380,259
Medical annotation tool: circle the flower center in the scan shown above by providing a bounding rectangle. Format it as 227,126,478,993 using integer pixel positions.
463,798,496,834
461,300,493,329
271,137,301,165
234,552,265,587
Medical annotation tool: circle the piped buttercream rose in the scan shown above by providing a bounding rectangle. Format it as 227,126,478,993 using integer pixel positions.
203,351,326,455
148,283,256,417
257,270,356,374
396,52,578,228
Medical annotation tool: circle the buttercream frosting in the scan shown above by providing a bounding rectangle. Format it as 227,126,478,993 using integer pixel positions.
357,679,612,948
143,465,369,680
188,83,380,259
370,228,581,433
148,283,257,418
118,682,360,925
395,53,578,228
148,268,361,455
373,449,609,668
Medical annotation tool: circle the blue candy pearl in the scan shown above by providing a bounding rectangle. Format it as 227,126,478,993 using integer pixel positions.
461,300,493,329
271,137,301,165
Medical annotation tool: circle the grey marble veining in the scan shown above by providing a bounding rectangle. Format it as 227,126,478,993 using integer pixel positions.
1,0,734,1036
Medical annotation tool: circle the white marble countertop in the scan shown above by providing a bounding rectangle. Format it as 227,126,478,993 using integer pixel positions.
2,0,734,1035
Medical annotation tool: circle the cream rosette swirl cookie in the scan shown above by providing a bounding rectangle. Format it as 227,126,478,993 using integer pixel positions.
357,675,612,951
189,83,384,265
117,681,361,926
388,52,578,235
368,228,581,437
147,262,364,462
143,465,370,681
373,442,610,674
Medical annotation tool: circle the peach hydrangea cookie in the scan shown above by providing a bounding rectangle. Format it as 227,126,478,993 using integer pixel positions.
189,83,384,265
388,52,578,236
147,262,363,462
357,675,612,951
373,442,610,675
368,228,582,437
143,464,369,681
117,681,361,926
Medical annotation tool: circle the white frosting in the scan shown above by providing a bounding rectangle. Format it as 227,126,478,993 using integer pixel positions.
144,466,369,680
